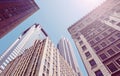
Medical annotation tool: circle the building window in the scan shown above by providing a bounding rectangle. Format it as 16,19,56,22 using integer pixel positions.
107,49,115,55
47,69,49,74
82,45,87,51
108,28,115,32
102,32,108,37
77,36,80,40
43,66,46,72
95,70,103,76
108,37,115,42
116,58,120,66
94,46,100,52
107,63,118,72
79,41,83,45
117,22,120,26
42,73,45,76
116,43,120,49
89,40,95,46
48,62,50,68
48,57,50,61
99,53,107,60
89,59,97,68
85,52,91,58
100,42,107,47
115,32,120,38
45,59,47,65
110,20,116,24
95,37,101,41
97,28,102,32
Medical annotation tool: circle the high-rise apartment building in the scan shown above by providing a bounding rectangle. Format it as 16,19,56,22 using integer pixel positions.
0,0,39,38
68,0,120,76
0,24,48,73
58,37,81,76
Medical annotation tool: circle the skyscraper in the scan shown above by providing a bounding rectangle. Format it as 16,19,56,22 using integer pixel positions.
0,0,39,38
0,24,76,76
0,24,48,73
57,37,82,76
68,0,120,76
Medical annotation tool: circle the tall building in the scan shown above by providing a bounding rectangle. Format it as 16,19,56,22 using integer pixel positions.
0,0,39,38
68,0,120,76
0,26,75,76
0,24,76,76
0,24,48,73
57,37,82,76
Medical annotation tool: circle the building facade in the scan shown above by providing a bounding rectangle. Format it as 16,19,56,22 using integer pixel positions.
0,36,76,76
0,24,76,76
68,0,120,76
57,37,81,76
0,0,39,38
0,24,48,73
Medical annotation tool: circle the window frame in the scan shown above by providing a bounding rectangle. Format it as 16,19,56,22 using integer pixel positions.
89,59,97,69
107,62,118,73
99,53,107,60
115,58,120,66
95,70,104,76
107,49,116,56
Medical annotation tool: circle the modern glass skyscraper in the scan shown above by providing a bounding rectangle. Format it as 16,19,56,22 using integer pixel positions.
57,37,82,76
68,0,120,76
0,0,39,38
0,24,48,73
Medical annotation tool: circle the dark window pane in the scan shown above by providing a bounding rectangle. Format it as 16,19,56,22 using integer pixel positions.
108,28,115,32
77,36,80,40
99,53,107,60
89,59,97,67
108,37,115,42
101,42,107,47
47,69,49,74
117,22,120,26
116,43,120,49
95,37,101,41
43,66,46,71
94,46,100,52
115,32,120,38
107,63,117,72
42,73,45,76
85,52,91,58
110,20,116,24
107,49,115,55
116,58,120,66
97,28,102,32
89,40,95,46
79,41,83,45
102,32,108,37
82,45,87,51
95,70,104,76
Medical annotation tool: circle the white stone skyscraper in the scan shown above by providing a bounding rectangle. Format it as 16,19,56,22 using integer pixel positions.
57,37,81,76
0,24,77,76
0,24,48,73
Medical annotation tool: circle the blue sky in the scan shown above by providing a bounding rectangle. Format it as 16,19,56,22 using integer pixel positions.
0,0,105,76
